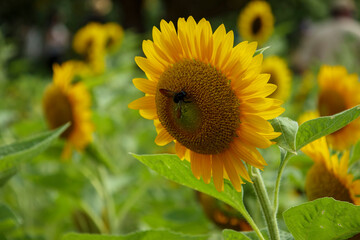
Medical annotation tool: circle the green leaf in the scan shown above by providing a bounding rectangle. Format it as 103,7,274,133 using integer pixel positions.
296,105,360,150
62,229,208,240
0,167,17,187
255,46,270,55
270,117,298,153
222,229,294,240
133,154,245,215
283,197,360,240
0,203,19,234
0,123,69,172
350,140,360,165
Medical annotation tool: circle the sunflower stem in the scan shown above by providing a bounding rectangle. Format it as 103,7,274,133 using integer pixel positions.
273,150,294,216
251,167,280,240
237,205,266,240
86,142,114,172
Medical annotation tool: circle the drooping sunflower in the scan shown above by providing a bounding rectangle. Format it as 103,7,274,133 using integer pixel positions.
103,22,124,52
129,17,284,191
317,65,360,150
43,62,94,158
72,22,107,74
299,111,360,205
73,22,107,56
237,1,274,46
261,56,292,101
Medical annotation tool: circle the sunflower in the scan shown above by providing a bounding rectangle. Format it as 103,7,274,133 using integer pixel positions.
128,17,284,192
299,111,360,205
237,0,274,46
103,22,124,52
261,56,292,101
317,65,360,150
72,22,107,74
43,62,94,158
72,22,107,56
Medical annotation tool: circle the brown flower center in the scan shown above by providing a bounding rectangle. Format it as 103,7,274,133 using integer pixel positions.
252,17,262,35
156,59,240,154
318,89,347,117
305,162,353,203
43,85,74,138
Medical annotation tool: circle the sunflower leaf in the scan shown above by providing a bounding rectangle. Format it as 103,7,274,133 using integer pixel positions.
0,123,69,172
132,154,246,215
61,229,208,240
350,140,360,166
270,117,298,153
0,203,19,234
255,46,270,55
295,105,360,151
222,229,294,240
283,197,360,240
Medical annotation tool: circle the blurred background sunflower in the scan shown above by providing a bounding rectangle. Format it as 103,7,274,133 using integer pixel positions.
237,0,274,46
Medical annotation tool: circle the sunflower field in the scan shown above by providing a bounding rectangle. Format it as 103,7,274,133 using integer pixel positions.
1,0,360,240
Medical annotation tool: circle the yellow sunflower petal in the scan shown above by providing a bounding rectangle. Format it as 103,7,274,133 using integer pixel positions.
212,154,224,192
128,96,156,109
155,128,174,146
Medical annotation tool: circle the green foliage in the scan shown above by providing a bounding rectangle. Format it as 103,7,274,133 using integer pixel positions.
62,230,208,240
296,105,360,150
133,154,245,214
271,105,360,152
0,203,18,235
0,123,69,172
270,117,298,153
350,140,360,166
283,198,360,240
222,229,294,240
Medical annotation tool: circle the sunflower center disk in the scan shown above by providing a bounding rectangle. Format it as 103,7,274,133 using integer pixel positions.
156,59,240,154
43,85,74,138
252,17,262,35
305,163,353,203
318,89,347,116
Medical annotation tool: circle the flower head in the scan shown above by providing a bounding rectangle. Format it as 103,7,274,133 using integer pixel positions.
317,65,360,150
103,22,124,52
43,62,94,158
261,56,292,101
73,22,107,56
300,111,360,205
129,17,284,191
237,1,274,45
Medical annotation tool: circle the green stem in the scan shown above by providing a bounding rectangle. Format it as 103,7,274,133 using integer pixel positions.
86,142,114,172
251,167,280,240
273,150,294,215
237,205,265,240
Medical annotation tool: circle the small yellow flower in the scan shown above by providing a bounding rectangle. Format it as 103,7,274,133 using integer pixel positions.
103,22,124,52
317,65,360,150
261,56,292,101
237,0,274,46
129,17,284,191
300,111,360,205
43,62,94,158
73,22,107,56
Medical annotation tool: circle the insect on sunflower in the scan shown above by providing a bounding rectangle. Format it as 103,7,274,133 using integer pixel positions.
129,17,284,192
43,62,94,158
